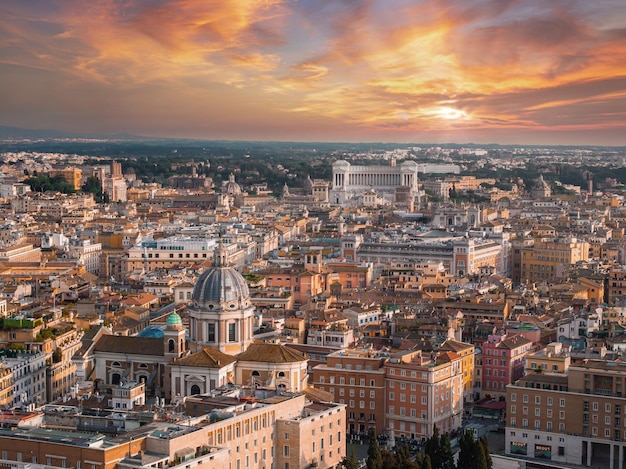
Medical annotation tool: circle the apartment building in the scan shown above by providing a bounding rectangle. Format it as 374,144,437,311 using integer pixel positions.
312,346,470,440
520,236,589,284
609,267,626,304
506,350,626,468
312,349,387,436
0,364,13,407
385,349,464,438
478,333,532,400
125,236,216,273
0,350,47,408
440,339,475,403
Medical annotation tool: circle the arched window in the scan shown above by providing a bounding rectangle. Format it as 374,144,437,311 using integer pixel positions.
138,363,148,369
252,371,260,377
111,373,121,385
190,384,201,395
168,339,175,353
111,361,121,368
278,371,286,378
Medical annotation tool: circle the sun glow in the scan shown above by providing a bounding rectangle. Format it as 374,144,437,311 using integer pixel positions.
433,106,468,120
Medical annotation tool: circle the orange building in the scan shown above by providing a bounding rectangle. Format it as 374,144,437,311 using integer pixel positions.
385,349,464,438
312,349,387,436
326,261,372,290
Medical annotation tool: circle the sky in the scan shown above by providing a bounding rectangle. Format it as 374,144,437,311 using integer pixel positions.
1,0,626,146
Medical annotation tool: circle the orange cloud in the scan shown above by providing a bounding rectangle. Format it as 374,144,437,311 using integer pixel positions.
1,0,626,143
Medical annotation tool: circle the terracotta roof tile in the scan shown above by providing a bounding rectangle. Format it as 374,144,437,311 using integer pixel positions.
94,335,164,356
174,347,237,368
236,343,307,363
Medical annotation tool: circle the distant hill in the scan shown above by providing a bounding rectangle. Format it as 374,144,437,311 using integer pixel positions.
0,125,140,140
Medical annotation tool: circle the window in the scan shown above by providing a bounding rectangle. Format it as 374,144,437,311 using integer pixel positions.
560,399,565,407
228,323,236,342
283,446,290,457
208,323,216,342
523,395,528,403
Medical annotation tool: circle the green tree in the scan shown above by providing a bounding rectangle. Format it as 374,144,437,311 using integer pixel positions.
417,453,432,469
341,448,359,469
439,432,454,469
479,437,493,469
457,430,473,469
424,426,441,468
395,441,413,468
367,428,383,469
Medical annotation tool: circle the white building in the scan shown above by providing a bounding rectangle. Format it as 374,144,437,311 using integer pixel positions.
330,159,419,205
68,238,102,275
1,350,47,408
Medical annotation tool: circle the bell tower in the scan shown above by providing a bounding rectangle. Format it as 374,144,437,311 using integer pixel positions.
164,312,187,361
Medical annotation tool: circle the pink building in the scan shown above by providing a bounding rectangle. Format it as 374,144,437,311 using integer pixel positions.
479,333,532,399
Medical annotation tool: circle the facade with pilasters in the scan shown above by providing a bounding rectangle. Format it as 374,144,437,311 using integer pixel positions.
330,159,419,205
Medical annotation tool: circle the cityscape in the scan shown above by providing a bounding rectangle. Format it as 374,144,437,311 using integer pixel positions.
2,1,626,469
0,138,625,469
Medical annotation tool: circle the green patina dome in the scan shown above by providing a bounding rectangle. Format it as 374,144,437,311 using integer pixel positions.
167,312,183,326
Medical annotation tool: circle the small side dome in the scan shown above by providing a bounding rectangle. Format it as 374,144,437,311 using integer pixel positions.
167,312,183,326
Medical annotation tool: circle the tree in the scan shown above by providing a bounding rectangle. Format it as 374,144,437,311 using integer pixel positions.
82,176,105,203
479,437,493,469
456,430,491,469
367,428,383,469
424,426,454,469
457,431,474,469
438,432,454,469
417,453,432,469
424,425,441,466
341,448,359,469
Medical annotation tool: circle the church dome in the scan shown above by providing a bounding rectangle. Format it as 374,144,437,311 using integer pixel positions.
223,173,242,195
192,267,250,308
167,312,183,326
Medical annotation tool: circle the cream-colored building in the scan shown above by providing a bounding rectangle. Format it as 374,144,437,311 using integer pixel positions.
330,159,419,205
507,352,626,468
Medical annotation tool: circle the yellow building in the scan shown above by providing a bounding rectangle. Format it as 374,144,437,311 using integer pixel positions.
50,167,83,190
0,364,13,407
440,339,475,403
520,237,589,284
524,342,571,375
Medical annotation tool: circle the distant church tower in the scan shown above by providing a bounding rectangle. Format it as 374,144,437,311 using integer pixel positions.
187,241,255,355
531,175,552,199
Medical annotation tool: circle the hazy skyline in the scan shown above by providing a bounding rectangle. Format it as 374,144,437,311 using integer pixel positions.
1,0,626,146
